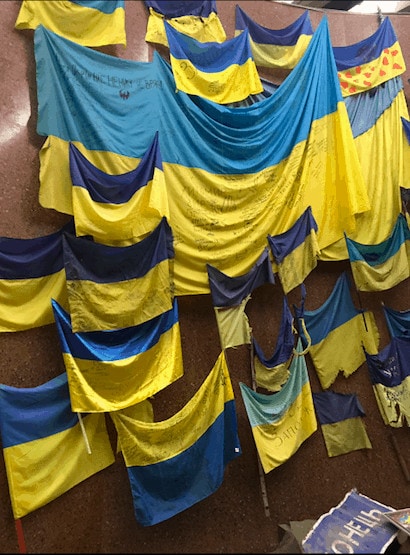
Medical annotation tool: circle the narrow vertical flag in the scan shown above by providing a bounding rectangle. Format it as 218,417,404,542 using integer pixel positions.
110,350,241,526
0,373,115,519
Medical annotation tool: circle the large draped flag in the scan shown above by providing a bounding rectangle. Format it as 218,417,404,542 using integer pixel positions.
253,295,296,392
207,247,275,349
62,217,174,332
164,22,263,104
234,6,313,69
0,221,72,332
333,17,406,97
70,132,169,246
15,0,126,47
0,373,115,519
52,298,183,413
110,350,241,526
267,206,320,294
382,304,410,340
345,213,410,292
34,16,369,295
144,1,226,47
364,336,410,428
294,272,380,390
312,390,372,457
240,339,317,474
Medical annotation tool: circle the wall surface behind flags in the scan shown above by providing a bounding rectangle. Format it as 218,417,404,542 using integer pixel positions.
0,1,409,553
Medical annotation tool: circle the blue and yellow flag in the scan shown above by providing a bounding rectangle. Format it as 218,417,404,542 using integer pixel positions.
295,272,380,390
70,132,169,245
382,304,410,340
0,373,115,519
164,22,263,104
312,390,372,457
34,17,369,295
365,336,410,427
144,0,226,46
240,339,317,474
62,217,174,332
0,221,72,332
207,248,275,349
52,298,183,413
345,213,410,292
253,295,296,392
268,206,320,294
15,0,126,46
110,350,241,526
234,6,313,69
334,17,406,97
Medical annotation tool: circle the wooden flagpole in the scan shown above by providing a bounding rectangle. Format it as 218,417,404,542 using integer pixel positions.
15,519,27,554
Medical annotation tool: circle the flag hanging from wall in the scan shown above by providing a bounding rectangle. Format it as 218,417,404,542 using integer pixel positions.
365,336,410,427
267,206,320,294
312,390,372,457
62,217,174,332
234,6,313,69
144,0,226,47
294,272,380,390
0,373,115,519
0,221,72,332
70,131,169,246
240,339,317,474
52,298,183,413
34,16,369,295
382,304,410,340
164,22,263,104
15,0,126,46
110,350,241,526
345,213,410,292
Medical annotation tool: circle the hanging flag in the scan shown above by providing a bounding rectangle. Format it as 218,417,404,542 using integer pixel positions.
302,489,398,554
268,206,320,294
334,17,406,97
164,22,263,104
345,213,410,292
0,221,72,332
253,295,295,392
234,6,313,69
15,0,126,47
62,217,174,332
144,1,226,47
52,297,183,413
34,17,369,295
382,304,410,340
110,350,241,526
70,132,169,246
312,390,372,457
0,373,115,519
364,336,410,427
207,248,275,349
294,272,380,390
240,339,317,474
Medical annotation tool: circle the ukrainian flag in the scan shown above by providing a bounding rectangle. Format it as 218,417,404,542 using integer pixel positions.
312,390,372,457
62,217,174,332
234,6,313,69
268,206,320,294
110,350,241,526
382,304,410,340
0,221,72,332
295,272,380,390
15,0,126,46
345,213,410,292
144,0,226,47
52,298,184,413
70,132,169,245
164,22,263,104
0,373,115,519
34,17,369,295
240,339,317,474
